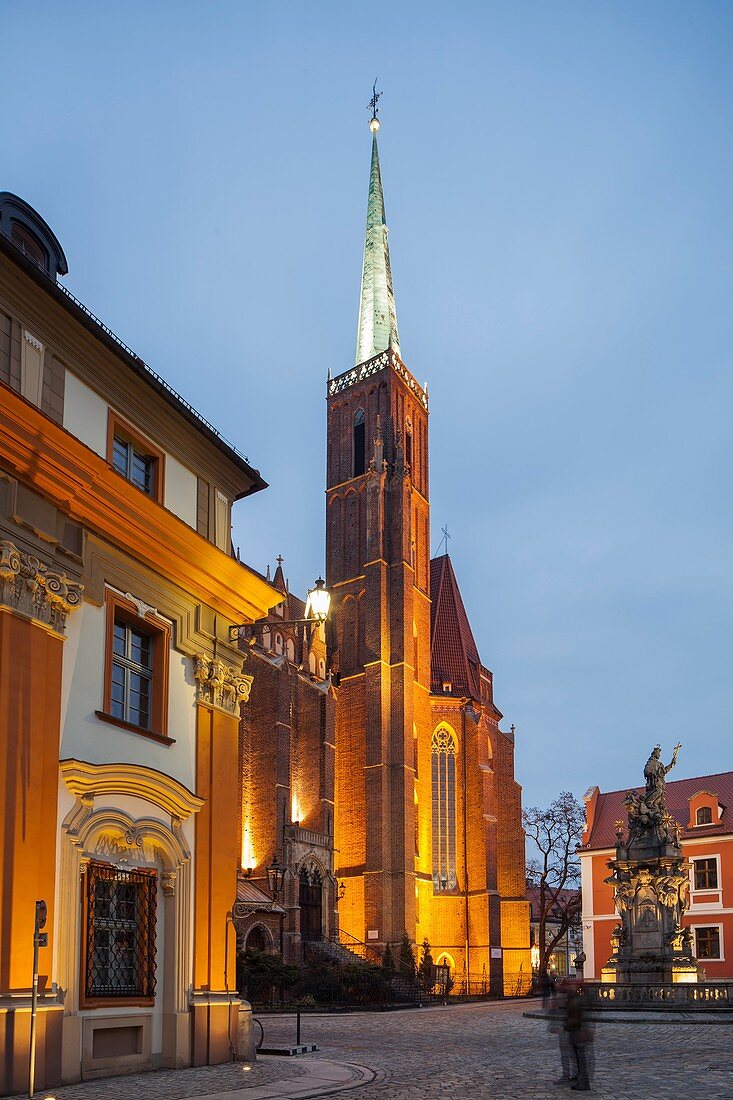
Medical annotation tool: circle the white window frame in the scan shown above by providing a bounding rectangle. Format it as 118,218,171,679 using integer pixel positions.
688,852,723,911
692,801,720,827
691,922,724,962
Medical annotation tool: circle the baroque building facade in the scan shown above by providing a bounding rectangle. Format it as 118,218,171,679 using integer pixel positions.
0,192,281,1093
324,119,530,994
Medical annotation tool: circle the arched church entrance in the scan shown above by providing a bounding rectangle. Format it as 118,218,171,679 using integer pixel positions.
246,925,271,953
299,864,323,941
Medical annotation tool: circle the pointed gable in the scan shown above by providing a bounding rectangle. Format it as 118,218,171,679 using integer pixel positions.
430,554,482,700
272,559,287,594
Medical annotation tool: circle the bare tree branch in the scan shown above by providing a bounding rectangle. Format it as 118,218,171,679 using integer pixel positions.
524,791,584,977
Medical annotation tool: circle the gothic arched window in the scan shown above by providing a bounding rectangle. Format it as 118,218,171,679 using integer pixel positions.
431,725,457,892
353,409,365,477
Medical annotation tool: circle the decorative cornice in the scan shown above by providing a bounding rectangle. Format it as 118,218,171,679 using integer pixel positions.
232,899,285,917
194,653,253,714
60,758,205,821
0,539,83,633
328,348,428,410
0,386,281,624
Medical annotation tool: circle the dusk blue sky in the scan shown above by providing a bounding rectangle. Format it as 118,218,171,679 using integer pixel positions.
4,2,732,810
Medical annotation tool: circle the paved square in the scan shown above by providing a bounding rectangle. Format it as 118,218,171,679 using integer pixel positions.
260,999,733,1098
13,1001,733,1099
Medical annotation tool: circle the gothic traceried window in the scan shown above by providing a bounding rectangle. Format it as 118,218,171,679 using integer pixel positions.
353,408,365,477
431,725,457,892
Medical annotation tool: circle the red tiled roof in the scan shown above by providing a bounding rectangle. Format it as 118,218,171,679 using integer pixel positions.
583,771,733,851
430,554,483,699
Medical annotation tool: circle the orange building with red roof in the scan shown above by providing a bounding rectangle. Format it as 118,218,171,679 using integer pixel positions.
580,771,733,980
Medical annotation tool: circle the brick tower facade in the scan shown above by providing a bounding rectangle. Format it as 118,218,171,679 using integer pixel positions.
327,347,431,950
326,113,530,993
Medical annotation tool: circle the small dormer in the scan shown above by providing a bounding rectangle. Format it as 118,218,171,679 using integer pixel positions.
0,193,68,279
688,790,723,830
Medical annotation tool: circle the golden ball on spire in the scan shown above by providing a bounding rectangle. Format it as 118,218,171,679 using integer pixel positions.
369,116,380,134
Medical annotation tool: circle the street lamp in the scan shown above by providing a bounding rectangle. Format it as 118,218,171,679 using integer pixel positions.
266,855,286,899
229,577,331,644
266,856,287,958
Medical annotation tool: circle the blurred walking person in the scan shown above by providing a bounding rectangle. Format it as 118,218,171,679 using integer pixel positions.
562,978,594,1091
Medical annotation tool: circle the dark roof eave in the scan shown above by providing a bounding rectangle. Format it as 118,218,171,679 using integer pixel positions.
0,231,267,497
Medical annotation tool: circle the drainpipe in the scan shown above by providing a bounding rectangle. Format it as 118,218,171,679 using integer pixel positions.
461,703,470,984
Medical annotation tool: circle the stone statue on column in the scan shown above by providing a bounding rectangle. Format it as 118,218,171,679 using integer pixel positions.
601,743,699,986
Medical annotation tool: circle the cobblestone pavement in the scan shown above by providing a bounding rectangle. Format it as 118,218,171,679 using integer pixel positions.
14,1001,733,1100
10,1057,307,1100
260,999,733,1099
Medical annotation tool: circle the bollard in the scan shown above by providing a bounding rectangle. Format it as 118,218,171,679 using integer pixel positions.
296,1009,301,1046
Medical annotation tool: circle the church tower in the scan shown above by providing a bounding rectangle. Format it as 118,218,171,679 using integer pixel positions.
326,106,531,993
326,107,431,950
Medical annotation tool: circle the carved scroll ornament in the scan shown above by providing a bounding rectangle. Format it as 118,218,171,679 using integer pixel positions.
194,653,253,714
0,539,83,633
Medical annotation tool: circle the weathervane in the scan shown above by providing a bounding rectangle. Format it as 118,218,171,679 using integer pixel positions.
368,78,382,133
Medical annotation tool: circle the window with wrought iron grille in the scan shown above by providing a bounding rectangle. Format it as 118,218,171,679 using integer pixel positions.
84,862,157,1001
693,858,718,890
694,926,721,960
431,725,457,892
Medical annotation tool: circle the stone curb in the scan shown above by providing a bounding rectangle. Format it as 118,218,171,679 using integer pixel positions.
191,1057,377,1099
524,1009,733,1025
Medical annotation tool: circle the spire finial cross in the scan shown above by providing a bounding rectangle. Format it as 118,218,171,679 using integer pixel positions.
276,554,284,568
435,524,451,557
368,79,382,132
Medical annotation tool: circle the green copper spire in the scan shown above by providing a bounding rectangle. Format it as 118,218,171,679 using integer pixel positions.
355,117,401,366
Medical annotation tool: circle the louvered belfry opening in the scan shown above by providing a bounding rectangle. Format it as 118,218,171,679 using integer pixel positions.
85,862,157,1000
